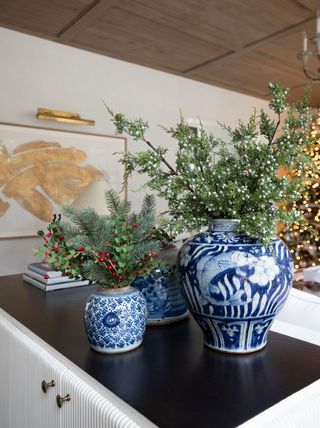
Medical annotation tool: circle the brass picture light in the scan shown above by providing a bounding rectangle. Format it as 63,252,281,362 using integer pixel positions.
36,108,95,126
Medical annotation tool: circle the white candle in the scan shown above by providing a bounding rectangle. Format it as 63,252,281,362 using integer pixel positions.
317,10,320,33
303,31,308,51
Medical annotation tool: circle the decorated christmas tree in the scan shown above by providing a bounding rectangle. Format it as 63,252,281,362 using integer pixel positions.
280,111,320,270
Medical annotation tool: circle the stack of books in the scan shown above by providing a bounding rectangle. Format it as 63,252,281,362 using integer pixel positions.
23,262,90,292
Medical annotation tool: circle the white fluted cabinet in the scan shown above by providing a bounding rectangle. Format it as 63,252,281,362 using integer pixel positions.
0,309,155,428
3,276,320,428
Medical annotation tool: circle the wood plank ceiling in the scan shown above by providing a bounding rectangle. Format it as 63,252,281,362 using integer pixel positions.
1,0,320,105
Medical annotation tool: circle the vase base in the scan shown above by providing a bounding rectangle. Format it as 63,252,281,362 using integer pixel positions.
147,311,189,326
89,339,143,354
204,341,267,354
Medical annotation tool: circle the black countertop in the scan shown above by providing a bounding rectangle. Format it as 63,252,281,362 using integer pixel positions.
1,275,320,428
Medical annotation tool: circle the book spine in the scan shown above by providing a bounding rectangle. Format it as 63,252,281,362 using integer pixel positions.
27,264,61,278
25,269,75,285
23,275,45,291
48,280,90,291
23,275,90,291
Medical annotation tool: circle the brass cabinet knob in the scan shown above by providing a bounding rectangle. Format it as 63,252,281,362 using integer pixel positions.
56,394,71,408
41,379,55,393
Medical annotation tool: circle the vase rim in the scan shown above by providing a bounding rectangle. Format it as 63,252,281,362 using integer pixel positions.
97,285,132,294
210,218,240,223
208,219,240,232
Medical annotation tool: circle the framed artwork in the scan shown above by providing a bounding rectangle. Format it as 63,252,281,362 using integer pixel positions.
0,122,127,238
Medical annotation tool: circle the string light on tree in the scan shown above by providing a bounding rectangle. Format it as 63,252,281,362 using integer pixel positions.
280,111,320,269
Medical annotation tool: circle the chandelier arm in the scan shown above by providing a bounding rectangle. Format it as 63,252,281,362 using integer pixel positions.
299,13,320,83
303,67,320,83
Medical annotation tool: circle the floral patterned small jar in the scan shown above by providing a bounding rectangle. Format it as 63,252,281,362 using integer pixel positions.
177,219,293,353
84,286,147,353
132,244,189,325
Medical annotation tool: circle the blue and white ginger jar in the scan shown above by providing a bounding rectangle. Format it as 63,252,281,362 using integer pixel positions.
132,244,189,325
177,219,293,353
84,286,147,353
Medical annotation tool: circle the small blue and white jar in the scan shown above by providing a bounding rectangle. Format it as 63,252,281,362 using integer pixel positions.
132,245,189,325
84,286,147,353
177,219,293,353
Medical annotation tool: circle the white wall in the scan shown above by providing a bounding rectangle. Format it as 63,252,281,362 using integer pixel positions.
0,27,269,275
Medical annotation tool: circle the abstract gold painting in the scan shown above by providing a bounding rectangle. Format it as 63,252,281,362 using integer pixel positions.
0,123,126,238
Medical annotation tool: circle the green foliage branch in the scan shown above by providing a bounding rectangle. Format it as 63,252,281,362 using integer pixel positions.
107,83,316,247
35,214,88,278
35,190,161,289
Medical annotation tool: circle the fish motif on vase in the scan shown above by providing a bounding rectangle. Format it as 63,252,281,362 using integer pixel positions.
177,225,293,353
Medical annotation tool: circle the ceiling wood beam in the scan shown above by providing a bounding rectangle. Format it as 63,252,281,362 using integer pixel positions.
192,75,270,99
183,15,315,75
124,0,234,48
57,0,118,42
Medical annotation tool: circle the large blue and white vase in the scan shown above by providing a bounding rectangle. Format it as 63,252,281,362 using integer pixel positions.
177,219,293,353
84,286,147,353
132,244,189,325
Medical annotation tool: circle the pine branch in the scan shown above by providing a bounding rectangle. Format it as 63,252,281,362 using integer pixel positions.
105,189,132,217
92,216,114,247
140,194,156,217
62,206,99,238
132,240,161,260
104,189,121,215
81,260,109,285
